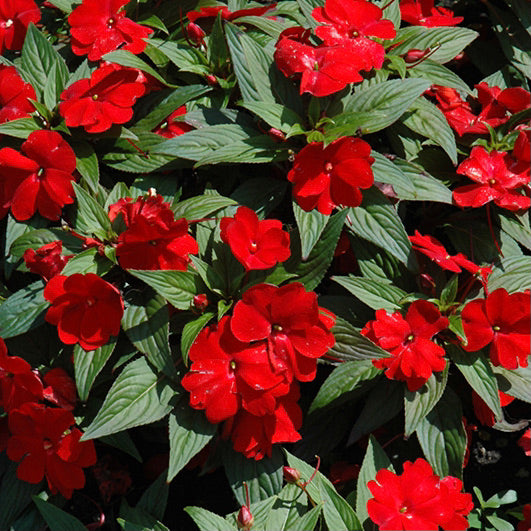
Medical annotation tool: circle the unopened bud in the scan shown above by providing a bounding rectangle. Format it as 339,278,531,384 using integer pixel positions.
205,74,219,86
192,294,209,312
186,22,205,46
237,506,254,530
404,48,428,63
283,466,301,484
268,128,286,142
419,273,436,295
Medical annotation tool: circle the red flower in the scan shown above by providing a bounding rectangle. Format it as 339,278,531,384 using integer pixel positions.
181,316,289,424
68,0,153,61
367,458,473,530
518,430,530,457
0,338,43,412
287,137,374,215
7,402,96,499
23,241,72,281
187,4,276,23
313,0,396,45
362,300,448,391
0,0,40,52
461,288,530,369
222,383,302,460
454,146,530,212
110,195,199,271
220,206,291,271
59,64,146,133
42,368,77,411
153,106,194,138
518,505,531,531
274,28,385,97
230,283,336,382
399,0,463,27
0,65,35,125
0,130,77,221
44,273,124,351
471,390,514,427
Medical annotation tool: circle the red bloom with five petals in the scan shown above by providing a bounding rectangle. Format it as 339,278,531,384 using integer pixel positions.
461,288,530,369
287,137,374,215
59,64,146,133
23,241,72,281
68,0,153,61
0,0,40,53
0,130,77,221
44,273,124,351
7,402,96,499
362,300,448,391
220,206,291,271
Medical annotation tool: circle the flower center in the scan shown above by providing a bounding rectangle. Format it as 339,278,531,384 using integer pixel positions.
272,324,283,333
324,162,333,173
249,241,258,251
350,29,359,37
92,94,99,100
313,61,319,71
493,325,500,331
489,178,496,185
399,505,409,514
149,240,158,246
5,19,13,28
160,122,168,129
406,334,414,342
37,168,44,177
107,18,115,27
230,360,237,370
86,298,95,307
43,439,53,451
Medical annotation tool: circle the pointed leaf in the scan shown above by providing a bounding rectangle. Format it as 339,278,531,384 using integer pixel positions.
33,498,86,531
293,201,329,260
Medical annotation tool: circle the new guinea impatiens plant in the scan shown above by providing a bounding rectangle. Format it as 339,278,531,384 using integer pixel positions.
0,0,529,528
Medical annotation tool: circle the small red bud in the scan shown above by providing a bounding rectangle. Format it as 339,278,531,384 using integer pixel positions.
192,294,209,312
419,273,436,295
404,48,428,63
186,22,205,46
283,466,301,484
237,506,254,530
205,74,219,86
268,128,286,142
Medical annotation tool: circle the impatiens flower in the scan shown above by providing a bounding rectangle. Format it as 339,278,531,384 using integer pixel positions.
0,0,40,53
461,288,530,369
110,195,199,271
230,283,336,382
367,458,473,530
181,316,289,424
220,206,291,271
153,106,194,138
0,130,77,221
187,4,276,23
68,0,153,61
0,338,43,412
313,0,396,45
42,368,77,411
471,390,514,427
59,64,146,134
0,65,36,125
518,504,531,531
362,300,448,391
454,146,530,212
287,137,374,215
399,0,463,27
518,429,530,457
23,241,72,281
222,383,302,460
7,402,96,499
44,273,124,351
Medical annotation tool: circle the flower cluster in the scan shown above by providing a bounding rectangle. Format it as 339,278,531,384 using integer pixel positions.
0,0,40,53
0,338,96,499
182,282,335,459
274,0,395,97
23,241,73,281
367,458,473,530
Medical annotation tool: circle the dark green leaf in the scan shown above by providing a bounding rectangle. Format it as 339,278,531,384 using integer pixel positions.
137,472,169,521
172,194,237,219
33,497,86,531
488,256,531,293
492,364,531,403
180,311,215,365
498,211,531,251
72,182,113,240
9,228,83,257
99,431,142,462
293,202,329,260
82,357,175,440
407,59,471,93
231,178,288,218
184,507,237,531
0,117,41,138
240,102,303,133
73,141,100,195
60,247,114,276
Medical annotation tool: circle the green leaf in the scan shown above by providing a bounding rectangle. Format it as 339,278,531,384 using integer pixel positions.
43,62,67,110
137,472,169,521
325,78,431,138
498,211,531,251
440,274,459,307
74,337,117,401
449,346,502,422
327,317,390,362
9,228,83,257
20,24,69,97
122,290,176,378
72,141,100,195
225,22,276,104
240,102,303,133
172,194,237,220
167,401,217,482
356,436,392,530
288,503,322,531
488,255,531,293
333,275,407,312
0,281,47,339
346,188,416,269
147,39,210,77
231,177,288,218
128,270,199,310
33,497,86,531
82,357,175,440
400,97,457,164
45,0,75,12
309,359,381,413
99,431,142,462
60,247,113,276
184,507,237,531
223,445,284,506
390,26,479,64
348,380,404,444
207,14,230,71
492,364,531,403
407,59,471,93
404,366,449,437
415,387,467,478
72,182,113,240
226,496,278,531
284,451,361,531
0,117,41,138
293,202,329,260
137,14,169,34
103,50,174,87
180,311,215,365
264,484,309,531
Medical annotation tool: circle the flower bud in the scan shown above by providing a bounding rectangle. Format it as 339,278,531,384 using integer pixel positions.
192,294,209,313
186,22,205,46
205,74,219,86
283,466,301,484
268,128,286,142
404,48,428,63
237,506,254,530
